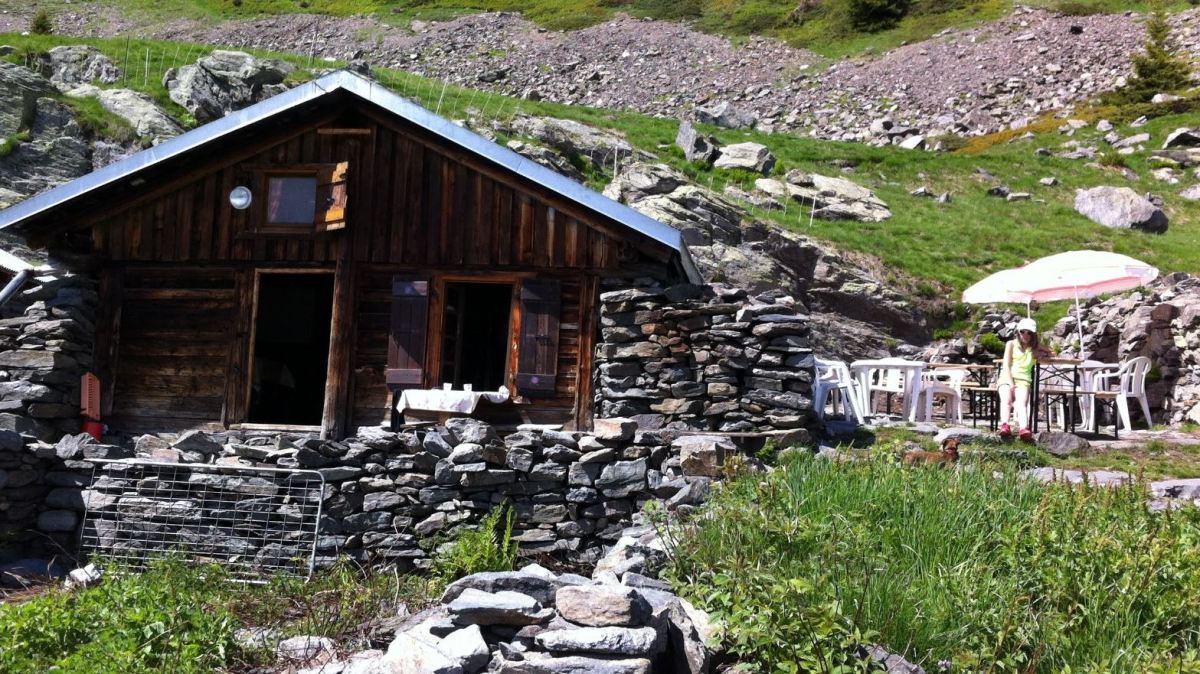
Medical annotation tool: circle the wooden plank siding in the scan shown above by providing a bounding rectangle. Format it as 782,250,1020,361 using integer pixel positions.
82,101,680,434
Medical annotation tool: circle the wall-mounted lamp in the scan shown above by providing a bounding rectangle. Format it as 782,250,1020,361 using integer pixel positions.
229,186,253,210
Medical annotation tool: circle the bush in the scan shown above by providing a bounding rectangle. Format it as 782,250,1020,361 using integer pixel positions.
29,9,53,35
432,504,518,584
836,0,911,32
1106,10,1191,104
666,457,1200,673
978,331,1005,354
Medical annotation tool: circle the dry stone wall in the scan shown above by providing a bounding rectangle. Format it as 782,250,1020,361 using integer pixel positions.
595,282,816,434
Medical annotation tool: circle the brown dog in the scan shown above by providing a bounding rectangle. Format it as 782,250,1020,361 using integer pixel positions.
903,437,960,466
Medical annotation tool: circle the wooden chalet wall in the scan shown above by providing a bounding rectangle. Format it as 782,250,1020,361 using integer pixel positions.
83,102,674,435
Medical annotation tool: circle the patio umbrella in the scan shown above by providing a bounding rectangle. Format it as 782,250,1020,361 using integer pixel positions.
961,251,1158,348
1015,250,1159,349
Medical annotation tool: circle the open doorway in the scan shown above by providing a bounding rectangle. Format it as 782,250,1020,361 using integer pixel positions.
249,273,334,425
439,282,512,392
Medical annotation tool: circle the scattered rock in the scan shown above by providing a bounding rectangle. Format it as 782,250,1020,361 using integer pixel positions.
713,142,775,175
1073,186,1168,233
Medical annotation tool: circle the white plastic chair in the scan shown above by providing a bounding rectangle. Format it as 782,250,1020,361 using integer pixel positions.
920,368,965,423
867,367,907,417
1090,356,1153,433
814,358,864,424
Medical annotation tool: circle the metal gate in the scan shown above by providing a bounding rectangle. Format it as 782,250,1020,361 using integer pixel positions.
78,460,325,581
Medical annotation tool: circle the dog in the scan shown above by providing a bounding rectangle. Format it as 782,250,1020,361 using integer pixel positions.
902,437,960,466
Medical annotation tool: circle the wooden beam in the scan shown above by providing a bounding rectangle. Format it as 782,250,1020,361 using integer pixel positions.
322,241,355,439
93,267,124,418
573,274,598,431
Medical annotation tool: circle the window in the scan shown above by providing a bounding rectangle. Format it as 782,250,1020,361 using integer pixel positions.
267,176,318,225
253,162,349,233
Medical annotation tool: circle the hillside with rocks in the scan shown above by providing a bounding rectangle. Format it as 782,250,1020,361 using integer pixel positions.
8,4,1200,141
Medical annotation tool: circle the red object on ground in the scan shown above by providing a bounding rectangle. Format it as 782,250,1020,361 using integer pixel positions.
82,420,103,441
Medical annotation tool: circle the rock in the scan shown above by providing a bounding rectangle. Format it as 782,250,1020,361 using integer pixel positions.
172,429,223,454
65,563,102,589
385,631,465,674
96,89,183,141
865,645,926,674
507,140,586,182
792,173,891,222
1073,186,1168,234
496,653,652,674
595,459,647,498
1180,184,1200,201
1034,431,1090,458
673,436,730,478
536,625,662,656
440,571,566,607
1163,128,1200,149
446,418,500,445
41,46,121,87
165,50,294,123
693,101,756,129
713,142,775,175
675,121,719,163
556,585,651,627
1005,192,1031,202
932,427,984,443
0,61,56,137
439,625,490,674
897,135,926,150
593,418,636,441
511,115,645,171
447,588,554,626
277,635,335,662
1152,93,1184,104
1039,176,1058,186
37,510,78,532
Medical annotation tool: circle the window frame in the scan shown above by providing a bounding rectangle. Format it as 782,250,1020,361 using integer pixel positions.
247,163,349,236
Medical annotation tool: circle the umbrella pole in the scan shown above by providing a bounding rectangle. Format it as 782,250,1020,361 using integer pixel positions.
1074,290,1085,356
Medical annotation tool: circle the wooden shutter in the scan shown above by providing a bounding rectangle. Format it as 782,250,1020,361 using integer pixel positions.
314,161,349,232
385,275,429,387
516,279,561,396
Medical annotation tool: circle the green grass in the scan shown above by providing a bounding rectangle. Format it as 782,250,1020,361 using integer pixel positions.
0,559,439,673
665,454,1200,673
3,30,1198,333
0,132,31,158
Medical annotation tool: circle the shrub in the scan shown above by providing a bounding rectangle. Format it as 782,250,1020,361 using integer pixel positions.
978,331,1005,354
432,504,519,584
29,9,53,35
835,0,911,32
0,131,30,158
1106,10,1191,104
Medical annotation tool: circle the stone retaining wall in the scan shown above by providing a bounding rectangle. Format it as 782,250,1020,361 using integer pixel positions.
2,417,754,571
595,282,816,433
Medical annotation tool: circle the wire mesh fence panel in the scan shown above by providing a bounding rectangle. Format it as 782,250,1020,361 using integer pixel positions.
79,460,324,582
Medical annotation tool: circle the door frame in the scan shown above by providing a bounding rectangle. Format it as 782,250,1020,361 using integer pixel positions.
235,268,337,432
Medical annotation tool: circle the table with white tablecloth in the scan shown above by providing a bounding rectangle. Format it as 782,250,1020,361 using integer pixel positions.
396,387,511,414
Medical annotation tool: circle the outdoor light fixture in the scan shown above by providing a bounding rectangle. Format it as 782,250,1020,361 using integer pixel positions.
229,186,253,210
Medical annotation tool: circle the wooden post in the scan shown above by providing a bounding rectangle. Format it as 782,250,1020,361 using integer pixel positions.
92,267,124,418
322,242,354,439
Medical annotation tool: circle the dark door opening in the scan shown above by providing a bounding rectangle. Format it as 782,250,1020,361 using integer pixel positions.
439,282,512,392
249,273,334,425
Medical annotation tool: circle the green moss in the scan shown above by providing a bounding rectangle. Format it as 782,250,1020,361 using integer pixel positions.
0,131,31,158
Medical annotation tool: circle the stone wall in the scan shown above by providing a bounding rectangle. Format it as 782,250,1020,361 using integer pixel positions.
2,417,742,572
595,282,816,433
0,273,98,558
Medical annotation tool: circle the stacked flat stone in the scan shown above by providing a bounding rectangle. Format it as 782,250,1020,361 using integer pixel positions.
0,274,97,440
16,417,713,571
297,525,713,674
595,282,816,433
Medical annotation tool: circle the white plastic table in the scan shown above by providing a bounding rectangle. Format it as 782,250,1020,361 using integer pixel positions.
849,358,927,422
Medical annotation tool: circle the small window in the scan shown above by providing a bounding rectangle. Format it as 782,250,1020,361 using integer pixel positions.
266,176,318,225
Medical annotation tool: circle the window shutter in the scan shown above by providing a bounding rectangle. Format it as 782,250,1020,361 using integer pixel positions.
314,161,349,232
516,279,560,396
386,275,429,387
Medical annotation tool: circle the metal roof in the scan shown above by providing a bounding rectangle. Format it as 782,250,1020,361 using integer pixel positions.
0,70,701,282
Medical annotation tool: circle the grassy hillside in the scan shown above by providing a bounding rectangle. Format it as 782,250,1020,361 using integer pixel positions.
3,32,1198,329
19,0,1200,58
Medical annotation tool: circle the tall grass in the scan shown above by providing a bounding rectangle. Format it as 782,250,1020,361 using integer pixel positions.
666,456,1200,673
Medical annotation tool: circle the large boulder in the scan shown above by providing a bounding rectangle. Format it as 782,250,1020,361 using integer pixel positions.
692,101,756,129
96,89,183,141
0,61,56,137
40,46,121,87
507,140,585,182
603,162,744,245
164,50,294,123
510,115,650,171
0,97,91,197
713,142,775,174
675,120,719,163
783,172,892,222
1073,186,1168,233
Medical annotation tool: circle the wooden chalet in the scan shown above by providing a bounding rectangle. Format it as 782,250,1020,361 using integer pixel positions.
0,72,699,438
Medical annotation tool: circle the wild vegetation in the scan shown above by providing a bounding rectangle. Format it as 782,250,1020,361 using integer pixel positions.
664,449,1200,673
0,504,518,672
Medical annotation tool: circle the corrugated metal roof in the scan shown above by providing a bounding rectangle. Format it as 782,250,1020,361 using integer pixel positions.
0,70,701,282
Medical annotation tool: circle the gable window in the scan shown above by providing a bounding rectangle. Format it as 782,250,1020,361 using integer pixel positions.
252,162,349,234
267,176,318,225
